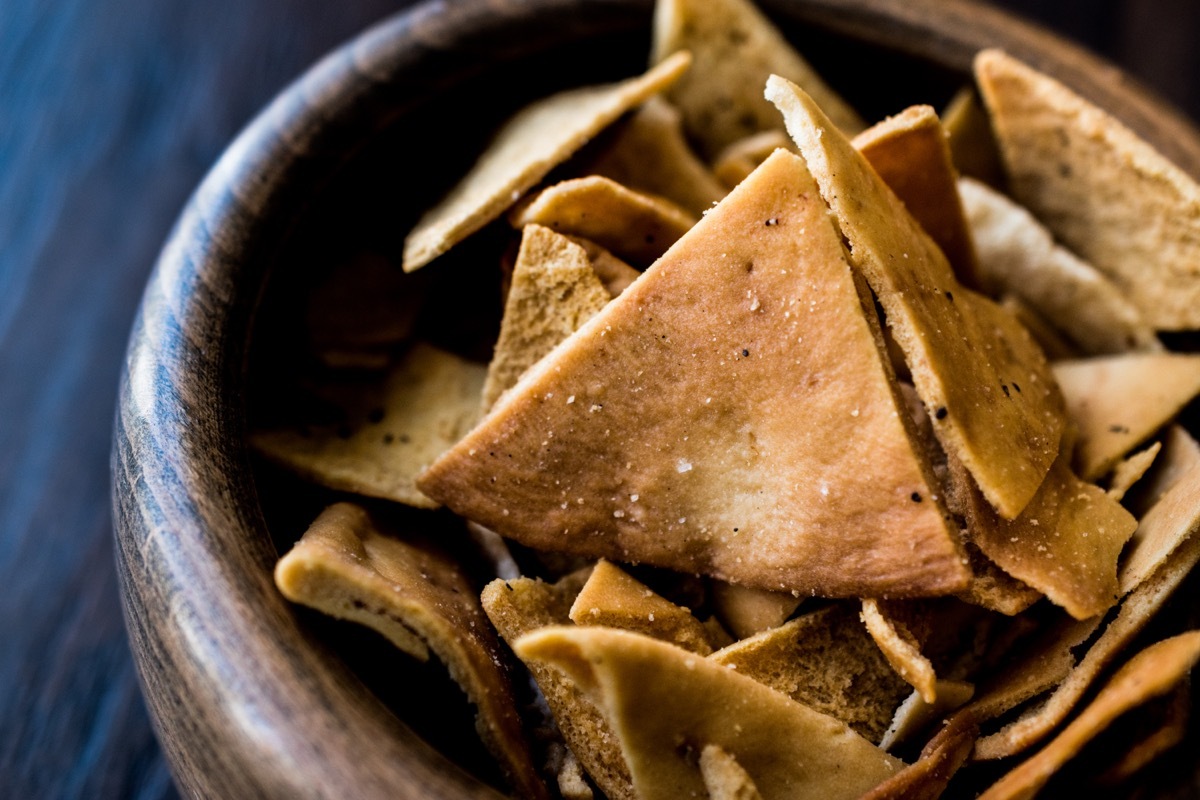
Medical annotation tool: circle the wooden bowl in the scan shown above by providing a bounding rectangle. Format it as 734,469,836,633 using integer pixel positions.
113,0,1200,797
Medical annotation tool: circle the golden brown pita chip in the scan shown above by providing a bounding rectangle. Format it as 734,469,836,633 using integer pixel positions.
650,0,863,160
710,581,800,639
956,541,1043,616
879,680,975,751
274,503,545,799
960,177,1159,355
582,96,727,215
402,52,691,272
509,176,697,267
480,571,637,800
420,149,966,597
515,626,903,800
975,465,1200,759
710,604,912,743
253,343,485,509
976,49,1200,330
767,75,1065,521
980,631,1200,800
1054,353,1200,481
713,131,795,189
953,453,1137,620
852,105,984,290
700,745,764,800
481,226,613,411
861,598,938,704
568,559,713,655
861,710,978,800
1108,441,1161,503
942,86,1004,188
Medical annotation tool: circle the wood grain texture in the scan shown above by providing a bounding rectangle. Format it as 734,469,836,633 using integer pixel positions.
3,0,1200,797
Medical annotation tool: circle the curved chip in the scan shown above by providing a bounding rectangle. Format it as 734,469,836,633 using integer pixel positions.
274,503,545,799
514,625,904,800
650,0,863,159
402,52,691,271
767,75,1065,520
509,176,697,267
861,598,938,704
420,149,966,597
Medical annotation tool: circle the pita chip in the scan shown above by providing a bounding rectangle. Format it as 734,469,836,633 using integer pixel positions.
482,226,613,410
252,342,485,509
509,176,697,267
879,680,975,751
1053,353,1200,481
514,626,903,800
1127,425,1200,516
711,581,801,639
568,559,714,655
942,86,1004,187
419,149,967,597
650,0,863,160
960,176,1159,355
700,745,764,800
275,503,545,799
852,105,984,290
582,96,727,215
979,631,1200,800
711,603,912,743
861,599,938,704
861,710,978,800
976,48,1200,330
402,52,691,271
570,238,641,297
767,75,1065,520
480,571,638,800
1108,441,1161,503
713,130,796,189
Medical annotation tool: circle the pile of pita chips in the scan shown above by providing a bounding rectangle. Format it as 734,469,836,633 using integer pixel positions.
252,0,1200,795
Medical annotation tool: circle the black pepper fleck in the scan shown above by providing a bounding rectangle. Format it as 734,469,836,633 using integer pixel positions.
1013,382,1022,393
1110,424,1130,434
742,349,750,357
944,291,954,301
911,492,922,503
1001,384,1011,398
382,433,394,445
935,407,948,420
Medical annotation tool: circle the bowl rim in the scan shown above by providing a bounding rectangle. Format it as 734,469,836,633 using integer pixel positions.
112,0,1200,797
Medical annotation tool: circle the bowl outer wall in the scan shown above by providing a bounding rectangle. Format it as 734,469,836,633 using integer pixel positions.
112,0,1200,797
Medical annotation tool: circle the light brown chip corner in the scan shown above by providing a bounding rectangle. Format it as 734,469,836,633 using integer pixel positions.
401,51,691,272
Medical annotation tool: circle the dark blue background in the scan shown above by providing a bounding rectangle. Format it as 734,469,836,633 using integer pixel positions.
1,0,1196,796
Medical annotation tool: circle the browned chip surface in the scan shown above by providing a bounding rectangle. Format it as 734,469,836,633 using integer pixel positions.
768,76,1065,520
960,176,1159,355
402,52,690,271
568,559,713,654
515,626,903,800
980,631,1200,800
274,503,545,799
976,49,1200,330
1053,352,1200,481
419,149,966,597
482,225,612,410
252,342,485,509
852,105,983,290
480,571,636,800
710,603,912,743
650,0,862,160
509,176,697,267
583,96,727,216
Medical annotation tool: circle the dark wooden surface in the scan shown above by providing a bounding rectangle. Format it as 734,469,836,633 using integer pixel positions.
5,0,1200,797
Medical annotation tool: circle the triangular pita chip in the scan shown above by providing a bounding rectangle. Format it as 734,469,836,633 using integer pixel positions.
1108,441,1161,502
509,176,697,267
252,342,485,509
650,0,863,159
1053,353,1200,480
767,75,1065,520
941,86,1004,187
710,603,912,743
852,105,984,290
402,52,691,271
581,96,727,215
976,49,1200,330
274,503,545,799
700,745,764,800
879,680,975,751
482,225,613,410
960,176,1159,355
710,581,801,639
979,631,1200,800
568,559,713,654
713,130,795,189
514,626,903,800
952,453,1137,620
420,149,966,597
480,571,637,800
